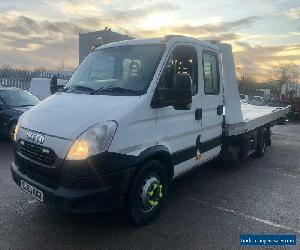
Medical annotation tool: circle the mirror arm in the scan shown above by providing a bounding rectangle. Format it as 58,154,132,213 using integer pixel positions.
151,90,168,109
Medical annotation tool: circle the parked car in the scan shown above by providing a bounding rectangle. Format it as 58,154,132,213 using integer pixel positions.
0,87,39,140
251,96,265,106
240,94,249,103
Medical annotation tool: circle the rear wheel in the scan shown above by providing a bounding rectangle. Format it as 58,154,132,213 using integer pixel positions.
277,116,286,125
128,160,168,226
256,128,267,157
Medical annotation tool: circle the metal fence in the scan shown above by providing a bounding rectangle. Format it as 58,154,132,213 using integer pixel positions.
0,68,72,90
36,71,73,80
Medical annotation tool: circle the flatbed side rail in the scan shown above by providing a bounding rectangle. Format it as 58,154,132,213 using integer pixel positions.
225,105,291,136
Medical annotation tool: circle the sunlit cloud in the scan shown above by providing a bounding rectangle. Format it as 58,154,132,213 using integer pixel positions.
16,43,43,52
234,42,300,79
287,6,300,20
0,0,299,78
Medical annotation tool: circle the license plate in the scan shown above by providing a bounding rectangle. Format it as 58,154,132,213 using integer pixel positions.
20,180,44,202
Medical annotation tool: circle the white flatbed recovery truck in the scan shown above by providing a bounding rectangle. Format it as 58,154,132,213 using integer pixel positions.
11,36,290,226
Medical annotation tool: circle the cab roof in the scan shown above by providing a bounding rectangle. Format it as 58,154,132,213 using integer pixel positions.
95,36,220,51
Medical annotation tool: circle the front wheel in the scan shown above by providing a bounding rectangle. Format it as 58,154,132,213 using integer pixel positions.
127,160,168,226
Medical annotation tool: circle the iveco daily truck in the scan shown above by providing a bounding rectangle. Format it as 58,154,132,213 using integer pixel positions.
11,36,290,225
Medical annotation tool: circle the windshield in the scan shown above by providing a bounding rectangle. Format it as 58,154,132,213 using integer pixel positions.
0,89,39,107
65,44,166,95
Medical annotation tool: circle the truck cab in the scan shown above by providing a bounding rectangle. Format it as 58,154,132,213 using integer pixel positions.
11,36,289,226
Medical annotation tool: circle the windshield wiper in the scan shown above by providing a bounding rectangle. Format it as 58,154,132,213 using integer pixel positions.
64,85,94,93
15,104,35,107
90,86,141,95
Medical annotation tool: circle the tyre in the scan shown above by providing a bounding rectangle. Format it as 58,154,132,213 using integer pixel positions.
239,133,251,161
128,160,168,226
9,122,17,142
256,128,266,157
277,117,286,125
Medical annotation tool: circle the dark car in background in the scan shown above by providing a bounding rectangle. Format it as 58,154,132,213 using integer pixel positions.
0,87,40,140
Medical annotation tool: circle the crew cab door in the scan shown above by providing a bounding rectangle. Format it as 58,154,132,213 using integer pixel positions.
155,44,202,176
198,49,223,159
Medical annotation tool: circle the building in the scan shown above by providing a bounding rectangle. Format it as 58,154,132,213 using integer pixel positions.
79,28,133,63
281,82,300,98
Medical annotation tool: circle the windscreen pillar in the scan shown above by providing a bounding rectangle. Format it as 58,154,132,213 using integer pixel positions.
218,43,244,124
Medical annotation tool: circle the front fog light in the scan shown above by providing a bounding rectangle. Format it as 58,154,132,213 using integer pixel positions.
66,121,117,161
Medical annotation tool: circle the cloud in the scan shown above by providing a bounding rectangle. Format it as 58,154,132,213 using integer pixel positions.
10,16,43,35
43,21,84,34
131,16,261,40
233,42,300,78
0,15,85,36
0,12,84,68
287,7,300,20
0,37,77,69
52,0,179,22
109,1,180,21
0,11,263,70
271,6,300,20
0,0,298,78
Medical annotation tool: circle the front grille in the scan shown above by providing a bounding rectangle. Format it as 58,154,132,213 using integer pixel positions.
16,155,59,189
18,140,56,166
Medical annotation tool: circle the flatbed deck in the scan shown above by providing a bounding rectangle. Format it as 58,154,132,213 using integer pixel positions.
225,102,290,136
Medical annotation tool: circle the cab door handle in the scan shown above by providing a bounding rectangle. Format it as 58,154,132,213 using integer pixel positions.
195,108,202,120
217,105,223,115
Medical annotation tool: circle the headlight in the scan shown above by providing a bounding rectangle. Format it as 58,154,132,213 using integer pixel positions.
14,123,19,142
66,121,117,161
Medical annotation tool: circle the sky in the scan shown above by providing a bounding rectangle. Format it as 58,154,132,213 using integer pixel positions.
0,0,299,80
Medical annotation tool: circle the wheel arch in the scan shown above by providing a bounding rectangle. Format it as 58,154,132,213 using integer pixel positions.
135,145,174,182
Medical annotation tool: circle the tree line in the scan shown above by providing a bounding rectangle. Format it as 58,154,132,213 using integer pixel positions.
238,62,299,97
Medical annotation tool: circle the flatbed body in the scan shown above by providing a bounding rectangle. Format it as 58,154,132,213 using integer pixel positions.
225,103,290,136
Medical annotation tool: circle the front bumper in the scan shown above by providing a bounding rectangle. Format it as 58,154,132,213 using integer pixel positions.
11,161,135,213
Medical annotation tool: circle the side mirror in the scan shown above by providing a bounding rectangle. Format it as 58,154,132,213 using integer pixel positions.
151,73,192,110
50,75,64,94
50,75,59,94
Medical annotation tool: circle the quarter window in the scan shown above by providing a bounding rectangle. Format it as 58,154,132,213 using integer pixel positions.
203,52,220,95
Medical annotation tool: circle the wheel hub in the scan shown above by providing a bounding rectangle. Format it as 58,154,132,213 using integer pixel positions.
140,176,163,211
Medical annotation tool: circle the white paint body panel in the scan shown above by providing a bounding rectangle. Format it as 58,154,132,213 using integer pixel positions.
19,93,140,140
218,43,243,124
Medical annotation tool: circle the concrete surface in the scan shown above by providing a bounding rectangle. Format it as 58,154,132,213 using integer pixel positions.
0,122,299,249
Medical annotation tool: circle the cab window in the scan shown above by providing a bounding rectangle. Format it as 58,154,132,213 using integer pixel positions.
159,45,198,95
203,51,220,95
